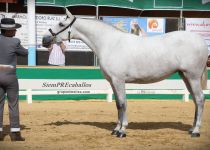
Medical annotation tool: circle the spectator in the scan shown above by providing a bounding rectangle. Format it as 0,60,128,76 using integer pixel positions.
48,37,67,66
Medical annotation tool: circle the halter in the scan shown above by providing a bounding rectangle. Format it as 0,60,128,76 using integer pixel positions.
48,16,76,42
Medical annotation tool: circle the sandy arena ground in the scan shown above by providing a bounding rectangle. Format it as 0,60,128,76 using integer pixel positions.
0,100,210,150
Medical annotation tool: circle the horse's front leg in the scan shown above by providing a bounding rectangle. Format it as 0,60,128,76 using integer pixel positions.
110,79,128,138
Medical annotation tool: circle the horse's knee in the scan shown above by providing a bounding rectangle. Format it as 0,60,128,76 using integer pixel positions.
116,102,126,110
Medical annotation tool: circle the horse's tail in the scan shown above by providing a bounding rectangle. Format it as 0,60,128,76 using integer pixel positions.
201,65,208,90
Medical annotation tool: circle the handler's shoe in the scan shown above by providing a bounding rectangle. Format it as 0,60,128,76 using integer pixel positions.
0,131,4,141
10,132,25,141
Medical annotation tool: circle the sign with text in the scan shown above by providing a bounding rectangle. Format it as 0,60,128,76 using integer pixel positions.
1,13,93,51
185,18,210,55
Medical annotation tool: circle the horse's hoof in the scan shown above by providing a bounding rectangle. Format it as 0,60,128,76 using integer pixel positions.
111,130,118,135
191,133,200,138
188,130,193,134
116,132,126,138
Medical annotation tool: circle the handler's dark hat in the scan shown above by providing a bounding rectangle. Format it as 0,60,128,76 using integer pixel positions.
0,18,21,30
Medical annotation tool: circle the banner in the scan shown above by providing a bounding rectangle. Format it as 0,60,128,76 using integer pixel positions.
185,18,210,55
0,13,93,51
102,17,165,37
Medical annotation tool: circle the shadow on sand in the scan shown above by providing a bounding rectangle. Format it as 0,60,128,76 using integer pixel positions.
44,121,191,132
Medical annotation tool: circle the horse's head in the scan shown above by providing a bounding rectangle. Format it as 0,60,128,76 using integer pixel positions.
42,8,76,48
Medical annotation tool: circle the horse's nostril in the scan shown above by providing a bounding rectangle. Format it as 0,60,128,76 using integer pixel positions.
42,42,50,48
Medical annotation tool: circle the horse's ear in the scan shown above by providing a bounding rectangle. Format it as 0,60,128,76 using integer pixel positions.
65,8,73,18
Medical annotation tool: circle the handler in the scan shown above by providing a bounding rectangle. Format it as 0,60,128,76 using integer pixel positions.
0,18,28,141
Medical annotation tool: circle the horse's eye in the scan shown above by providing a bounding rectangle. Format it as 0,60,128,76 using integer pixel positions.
59,22,64,27
65,15,69,20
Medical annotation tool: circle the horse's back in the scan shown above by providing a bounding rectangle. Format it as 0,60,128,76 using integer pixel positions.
165,31,207,51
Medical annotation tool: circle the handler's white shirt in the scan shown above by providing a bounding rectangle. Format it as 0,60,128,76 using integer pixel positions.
48,42,66,66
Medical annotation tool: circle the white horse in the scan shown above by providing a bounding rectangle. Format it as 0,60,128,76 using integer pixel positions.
42,9,208,138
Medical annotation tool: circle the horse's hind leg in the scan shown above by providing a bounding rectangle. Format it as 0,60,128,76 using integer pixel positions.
179,72,196,134
182,72,205,137
110,78,127,138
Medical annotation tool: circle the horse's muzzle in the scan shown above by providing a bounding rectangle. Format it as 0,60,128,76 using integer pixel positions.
42,36,53,48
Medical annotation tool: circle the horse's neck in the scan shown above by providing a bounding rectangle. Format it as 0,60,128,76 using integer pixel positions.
73,19,118,58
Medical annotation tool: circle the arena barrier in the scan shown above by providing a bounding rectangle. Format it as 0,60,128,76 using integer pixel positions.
18,79,210,104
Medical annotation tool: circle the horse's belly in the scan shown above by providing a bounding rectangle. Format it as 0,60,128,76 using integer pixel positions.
125,67,177,84
126,75,172,84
